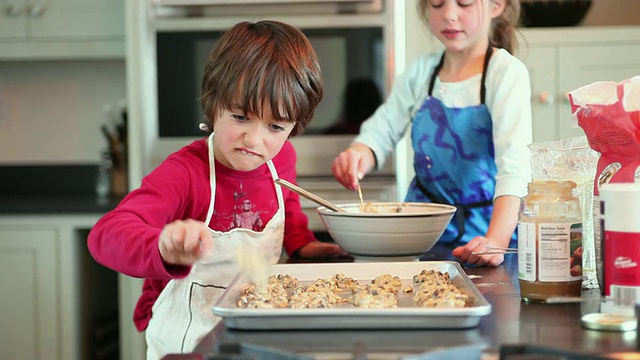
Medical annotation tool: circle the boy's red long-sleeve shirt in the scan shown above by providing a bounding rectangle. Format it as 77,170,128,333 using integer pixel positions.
88,138,315,331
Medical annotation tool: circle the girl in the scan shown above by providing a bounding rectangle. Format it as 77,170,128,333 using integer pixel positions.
88,20,344,359
332,0,532,267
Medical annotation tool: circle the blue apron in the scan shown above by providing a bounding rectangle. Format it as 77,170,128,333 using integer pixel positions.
407,44,513,244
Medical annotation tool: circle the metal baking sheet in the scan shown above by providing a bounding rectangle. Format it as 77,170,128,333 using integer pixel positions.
213,261,492,330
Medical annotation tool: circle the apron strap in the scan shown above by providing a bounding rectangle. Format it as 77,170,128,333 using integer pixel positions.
415,178,492,243
427,41,493,104
427,52,445,98
479,41,493,104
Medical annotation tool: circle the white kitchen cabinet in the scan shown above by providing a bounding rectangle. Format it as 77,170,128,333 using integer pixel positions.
518,27,640,143
0,216,108,360
0,0,124,59
0,226,60,360
520,46,557,143
557,45,640,139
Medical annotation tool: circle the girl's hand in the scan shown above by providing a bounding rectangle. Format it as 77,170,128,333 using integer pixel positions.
296,241,347,258
158,219,214,266
452,236,505,267
332,143,376,191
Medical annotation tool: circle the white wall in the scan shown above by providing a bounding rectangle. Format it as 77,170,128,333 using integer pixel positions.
0,61,126,164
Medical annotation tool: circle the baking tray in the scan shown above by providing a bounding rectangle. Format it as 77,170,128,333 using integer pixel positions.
212,261,492,330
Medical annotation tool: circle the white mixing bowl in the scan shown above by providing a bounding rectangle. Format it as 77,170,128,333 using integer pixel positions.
317,202,456,262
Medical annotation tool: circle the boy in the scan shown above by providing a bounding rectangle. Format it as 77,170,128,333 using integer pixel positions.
88,20,344,359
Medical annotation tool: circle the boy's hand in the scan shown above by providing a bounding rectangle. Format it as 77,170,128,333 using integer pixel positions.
452,236,505,267
159,219,214,266
296,241,347,258
332,143,376,191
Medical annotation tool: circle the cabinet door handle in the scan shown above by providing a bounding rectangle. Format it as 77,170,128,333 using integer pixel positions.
4,4,22,17
535,91,554,105
27,4,45,18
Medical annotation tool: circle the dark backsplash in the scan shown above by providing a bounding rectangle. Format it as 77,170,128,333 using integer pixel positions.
0,165,98,198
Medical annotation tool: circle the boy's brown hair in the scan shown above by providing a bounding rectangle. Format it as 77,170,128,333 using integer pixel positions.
200,20,323,136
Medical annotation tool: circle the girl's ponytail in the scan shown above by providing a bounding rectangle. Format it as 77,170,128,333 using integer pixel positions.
491,0,521,54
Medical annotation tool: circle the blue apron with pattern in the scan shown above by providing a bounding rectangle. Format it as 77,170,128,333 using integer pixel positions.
407,44,514,245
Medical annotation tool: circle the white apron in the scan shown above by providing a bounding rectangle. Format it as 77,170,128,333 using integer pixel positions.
145,133,285,359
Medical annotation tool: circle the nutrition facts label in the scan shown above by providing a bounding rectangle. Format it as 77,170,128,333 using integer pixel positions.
538,223,577,281
518,222,582,282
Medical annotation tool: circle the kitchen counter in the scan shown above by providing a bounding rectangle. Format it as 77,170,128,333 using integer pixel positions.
0,195,123,214
175,246,638,359
0,165,124,214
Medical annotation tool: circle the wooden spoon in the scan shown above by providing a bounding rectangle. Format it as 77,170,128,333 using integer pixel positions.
356,179,365,209
275,178,346,212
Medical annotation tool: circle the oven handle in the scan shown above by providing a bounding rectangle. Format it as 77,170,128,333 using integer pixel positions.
153,0,378,6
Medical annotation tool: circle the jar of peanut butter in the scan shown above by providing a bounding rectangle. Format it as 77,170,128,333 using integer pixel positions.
518,181,583,302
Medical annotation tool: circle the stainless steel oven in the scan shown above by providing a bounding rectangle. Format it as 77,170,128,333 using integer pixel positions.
127,0,399,230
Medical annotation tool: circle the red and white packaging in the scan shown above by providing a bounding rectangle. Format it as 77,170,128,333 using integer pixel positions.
569,76,640,294
600,183,640,306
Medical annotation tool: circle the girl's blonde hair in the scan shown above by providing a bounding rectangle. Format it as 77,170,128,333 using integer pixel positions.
418,0,521,54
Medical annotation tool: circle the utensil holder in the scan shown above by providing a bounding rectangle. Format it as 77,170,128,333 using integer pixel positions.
111,167,127,197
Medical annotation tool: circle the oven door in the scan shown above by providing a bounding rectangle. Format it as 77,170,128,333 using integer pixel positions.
147,1,398,213
151,5,395,175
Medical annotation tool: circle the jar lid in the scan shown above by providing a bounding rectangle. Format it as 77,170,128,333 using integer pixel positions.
581,313,637,332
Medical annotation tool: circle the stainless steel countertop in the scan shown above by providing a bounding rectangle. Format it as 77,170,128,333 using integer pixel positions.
177,245,638,358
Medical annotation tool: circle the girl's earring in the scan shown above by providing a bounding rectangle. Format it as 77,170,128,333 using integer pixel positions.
199,123,210,132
